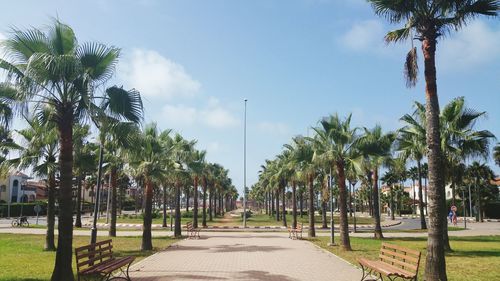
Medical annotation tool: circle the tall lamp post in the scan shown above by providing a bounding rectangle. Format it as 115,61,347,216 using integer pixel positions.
243,98,248,228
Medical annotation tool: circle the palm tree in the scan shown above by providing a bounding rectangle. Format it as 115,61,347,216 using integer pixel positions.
1,20,143,280
102,122,140,236
171,134,196,237
10,114,57,250
73,125,94,228
358,125,396,238
188,149,206,228
311,114,360,251
289,136,317,237
398,110,428,229
367,2,499,279
466,162,495,222
128,123,170,250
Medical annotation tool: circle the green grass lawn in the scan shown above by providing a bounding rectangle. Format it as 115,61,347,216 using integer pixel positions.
100,213,377,227
0,234,178,281
243,213,376,226
310,235,500,281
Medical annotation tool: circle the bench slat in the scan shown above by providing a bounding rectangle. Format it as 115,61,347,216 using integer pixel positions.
76,245,113,259
382,243,420,257
380,248,419,263
78,251,113,267
75,240,112,253
379,254,418,271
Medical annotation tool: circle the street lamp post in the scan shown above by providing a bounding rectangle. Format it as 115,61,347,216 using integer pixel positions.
352,179,358,233
243,98,248,228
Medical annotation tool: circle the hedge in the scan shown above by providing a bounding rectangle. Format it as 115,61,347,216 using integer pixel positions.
0,202,48,217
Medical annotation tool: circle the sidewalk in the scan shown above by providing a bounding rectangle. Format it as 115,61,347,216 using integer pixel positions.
129,232,362,281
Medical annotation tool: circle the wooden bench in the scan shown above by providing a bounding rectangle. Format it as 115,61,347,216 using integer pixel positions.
288,223,303,240
186,221,200,239
358,243,421,281
75,239,135,281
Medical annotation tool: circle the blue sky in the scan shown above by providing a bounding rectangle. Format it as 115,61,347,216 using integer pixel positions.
1,0,499,194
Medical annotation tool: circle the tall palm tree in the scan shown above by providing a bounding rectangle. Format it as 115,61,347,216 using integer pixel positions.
311,114,360,251
289,136,317,237
102,122,140,236
466,162,495,222
367,2,499,279
1,20,143,280
398,109,428,229
128,123,170,250
188,149,206,228
171,133,196,237
358,125,396,238
73,125,94,228
9,113,57,250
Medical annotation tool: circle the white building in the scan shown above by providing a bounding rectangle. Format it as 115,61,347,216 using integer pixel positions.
0,171,35,203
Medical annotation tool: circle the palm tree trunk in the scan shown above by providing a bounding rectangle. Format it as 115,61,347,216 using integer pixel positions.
390,185,395,220
321,177,328,228
292,181,297,229
51,110,74,281
275,189,280,221
373,168,383,239
422,32,448,281
109,168,117,237
282,187,287,227
208,187,213,221
142,178,153,250
299,189,303,218
367,172,373,218
308,174,315,237
193,177,199,228
45,172,56,251
202,178,207,227
162,185,167,227
185,187,189,213
75,175,83,228
417,161,427,229
174,181,182,238
270,191,274,217
336,161,351,251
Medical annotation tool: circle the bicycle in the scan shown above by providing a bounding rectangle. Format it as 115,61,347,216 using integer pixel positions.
11,216,30,227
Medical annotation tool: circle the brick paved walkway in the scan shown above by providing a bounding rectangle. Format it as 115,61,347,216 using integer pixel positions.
129,232,361,281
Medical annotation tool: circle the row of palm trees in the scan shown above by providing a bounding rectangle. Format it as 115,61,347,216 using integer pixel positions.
250,99,497,271
0,20,236,281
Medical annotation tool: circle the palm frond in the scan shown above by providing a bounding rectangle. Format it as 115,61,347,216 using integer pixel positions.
404,47,418,88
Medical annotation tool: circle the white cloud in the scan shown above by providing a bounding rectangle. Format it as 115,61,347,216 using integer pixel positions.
340,20,385,52
161,104,198,126
118,49,201,100
438,21,500,71
207,141,220,153
160,97,239,129
257,121,290,135
200,97,239,129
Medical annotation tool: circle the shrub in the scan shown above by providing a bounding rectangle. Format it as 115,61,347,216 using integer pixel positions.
0,202,48,217
241,210,252,219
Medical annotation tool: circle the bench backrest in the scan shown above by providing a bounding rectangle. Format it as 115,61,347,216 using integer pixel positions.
379,243,421,275
75,239,114,273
